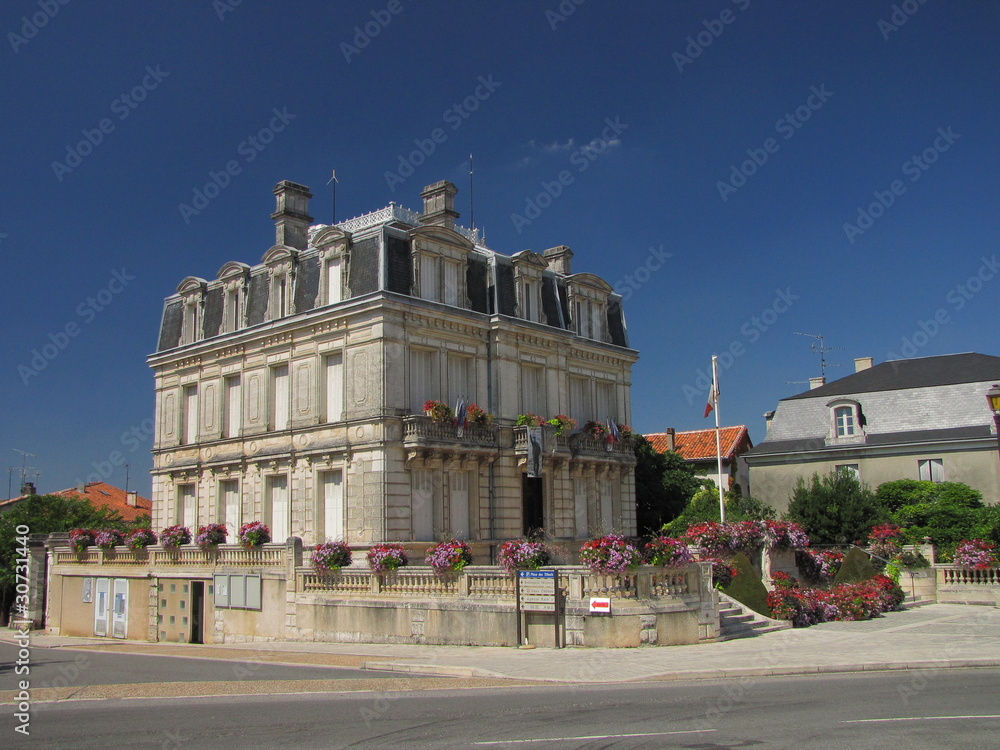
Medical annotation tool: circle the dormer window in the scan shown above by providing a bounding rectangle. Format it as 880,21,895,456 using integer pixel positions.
262,247,297,321
326,255,343,304
176,277,208,345
217,262,249,334
834,405,856,437
827,399,865,443
522,279,538,322
419,253,439,301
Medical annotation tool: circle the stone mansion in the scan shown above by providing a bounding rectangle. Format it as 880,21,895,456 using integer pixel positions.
148,179,638,555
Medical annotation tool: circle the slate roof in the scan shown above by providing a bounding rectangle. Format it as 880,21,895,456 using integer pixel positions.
645,426,751,462
746,425,993,456
783,353,1000,401
0,482,152,522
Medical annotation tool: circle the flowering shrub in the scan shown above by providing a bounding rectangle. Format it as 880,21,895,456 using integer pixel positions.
425,540,473,573
795,549,844,583
94,529,125,550
423,400,453,422
497,539,551,575
312,541,353,572
616,424,634,440
579,534,642,574
728,520,767,550
69,528,95,553
767,573,904,627
126,528,157,550
238,521,271,548
516,413,545,427
892,549,930,569
867,523,905,560
582,420,609,440
367,543,408,573
953,539,998,569
466,403,493,425
704,557,738,588
684,522,734,556
546,414,576,436
763,521,809,550
195,523,228,549
159,525,191,549
643,536,694,567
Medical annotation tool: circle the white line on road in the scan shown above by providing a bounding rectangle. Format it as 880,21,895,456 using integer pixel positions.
844,715,1000,724
473,729,717,744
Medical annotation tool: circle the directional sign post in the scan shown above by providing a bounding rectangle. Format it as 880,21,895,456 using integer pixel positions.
516,570,562,648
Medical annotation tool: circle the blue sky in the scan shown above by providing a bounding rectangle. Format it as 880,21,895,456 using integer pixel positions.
2,0,998,498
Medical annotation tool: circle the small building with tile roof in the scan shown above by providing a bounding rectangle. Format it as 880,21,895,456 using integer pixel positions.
644,425,753,495
743,353,1000,514
0,481,152,523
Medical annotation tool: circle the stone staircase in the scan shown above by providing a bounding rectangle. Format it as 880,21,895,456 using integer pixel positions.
716,592,792,641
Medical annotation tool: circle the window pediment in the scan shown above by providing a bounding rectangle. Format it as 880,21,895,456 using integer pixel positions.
177,276,208,296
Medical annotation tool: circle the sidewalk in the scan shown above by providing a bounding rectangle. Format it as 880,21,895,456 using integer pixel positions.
5,604,1000,684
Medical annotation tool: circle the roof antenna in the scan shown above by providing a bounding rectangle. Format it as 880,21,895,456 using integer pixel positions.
468,154,476,233
794,332,843,378
326,169,338,225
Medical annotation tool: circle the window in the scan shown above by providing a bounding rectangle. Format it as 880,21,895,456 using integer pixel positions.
575,300,587,337
918,459,944,482
178,484,197,528
590,301,603,341
411,469,435,541
319,470,343,541
182,385,198,445
835,464,860,480
410,349,438,413
224,286,242,332
271,275,288,319
595,381,615,423
598,478,614,534
447,354,474,407
449,471,470,540
522,280,537,322
326,256,343,305
219,479,240,531
521,365,546,416
569,377,589,426
834,406,856,437
266,475,288,542
573,476,589,538
420,255,439,301
223,375,241,438
271,365,289,431
324,353,343,423
443,260,460,307
182,301,199,345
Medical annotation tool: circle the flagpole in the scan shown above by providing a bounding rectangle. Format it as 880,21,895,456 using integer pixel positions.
712,355,725,523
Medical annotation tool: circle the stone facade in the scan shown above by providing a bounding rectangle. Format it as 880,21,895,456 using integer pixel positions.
148,180,638,552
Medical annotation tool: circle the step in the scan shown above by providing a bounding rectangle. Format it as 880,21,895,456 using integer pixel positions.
715,592,792,641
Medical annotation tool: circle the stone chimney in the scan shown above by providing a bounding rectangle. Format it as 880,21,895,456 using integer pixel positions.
20,481,36,496
809,376,826,390
419,181,459,229
763,410,775,429
271,180,313,250
854,356,874,372
665,427,676,452
543,245,574,275
126,490,138,507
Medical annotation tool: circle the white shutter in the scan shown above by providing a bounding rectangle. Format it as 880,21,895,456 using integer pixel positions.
599,479,614,534
272,365,289,430
570,377,588,424
322,470,344,541
420,255,438,301
183,386,198,444
596,381,614,423
221,480,240,530
410,349,437,413
268,476,288,542
225,376,241,438
180,485,197,529
325,353,343,423
444,260,459,306
412,469,434,541
448,355,473,406
574,477,589,538
327,256,342,304
449,472,469,540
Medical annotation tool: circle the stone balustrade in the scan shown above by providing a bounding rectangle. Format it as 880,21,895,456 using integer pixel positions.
52,543,287,569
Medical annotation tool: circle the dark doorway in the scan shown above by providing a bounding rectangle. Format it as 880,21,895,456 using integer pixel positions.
522,475,544,537
190,581,204,644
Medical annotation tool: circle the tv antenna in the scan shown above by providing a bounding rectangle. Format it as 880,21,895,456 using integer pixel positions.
794,332,843,378
326,169,338,224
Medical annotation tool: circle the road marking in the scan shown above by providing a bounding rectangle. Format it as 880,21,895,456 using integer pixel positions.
844,715,1000,724
473,729,716,744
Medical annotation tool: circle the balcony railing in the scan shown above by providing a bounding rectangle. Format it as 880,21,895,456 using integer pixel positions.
403,415,499,447
52,544,286,568
513,426,635,460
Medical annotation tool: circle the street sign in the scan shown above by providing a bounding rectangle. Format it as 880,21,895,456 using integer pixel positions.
516,570,562,644
589,597,611,614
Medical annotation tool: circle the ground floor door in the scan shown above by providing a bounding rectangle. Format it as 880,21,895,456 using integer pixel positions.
190,581,204,644
522,475,544,538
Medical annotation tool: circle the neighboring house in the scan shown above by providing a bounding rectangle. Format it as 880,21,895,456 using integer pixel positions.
149,179,638,549
0,481,152,522
744,353,1000,513
645,426,753,495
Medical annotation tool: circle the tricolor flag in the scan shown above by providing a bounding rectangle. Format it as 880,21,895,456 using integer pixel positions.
607,418,621,443
704,360,720,418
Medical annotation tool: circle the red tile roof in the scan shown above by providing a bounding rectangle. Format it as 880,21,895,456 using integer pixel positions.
0,482,152,522
645,426,752,462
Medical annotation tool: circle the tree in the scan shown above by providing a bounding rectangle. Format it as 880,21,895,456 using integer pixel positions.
661,483,776,536
0,494,127,624
786,469,887,546
633,435,702,536
885,481,985,551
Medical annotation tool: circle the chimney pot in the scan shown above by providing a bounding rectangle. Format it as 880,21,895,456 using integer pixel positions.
543,245,574,275
854,356,874,372
271,180,313,250
419,181,459,229
20,481,36,496
665,427,676,452
809,376,826,390
126,490,138,507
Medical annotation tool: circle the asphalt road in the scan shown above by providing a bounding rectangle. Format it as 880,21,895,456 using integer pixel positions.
13,668,1000,748
0,642,395,689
